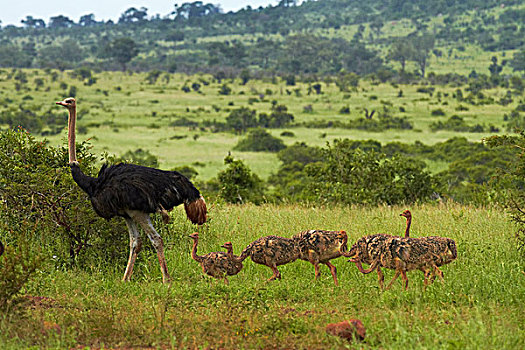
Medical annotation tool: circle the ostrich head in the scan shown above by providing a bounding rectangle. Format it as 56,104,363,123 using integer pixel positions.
337,230,347,240
188,232,199,240
337,230,348,252
400,210,412,219
56,97,76,109
221,242,233,250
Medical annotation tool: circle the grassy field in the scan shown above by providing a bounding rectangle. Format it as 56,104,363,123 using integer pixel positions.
0,204,523,349
0,68,519,180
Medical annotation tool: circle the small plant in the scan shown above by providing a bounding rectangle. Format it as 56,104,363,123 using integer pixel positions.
0,236,44,313
339,106,351,114
431,108,446,116
219,84,232,95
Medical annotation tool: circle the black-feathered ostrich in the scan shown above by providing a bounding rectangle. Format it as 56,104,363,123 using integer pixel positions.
56,97,207,283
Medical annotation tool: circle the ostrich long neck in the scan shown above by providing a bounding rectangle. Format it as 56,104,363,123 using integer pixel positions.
191,238,203,263
67,106,77,164
404,216,411,238
353,258,379,274
65,104,97,197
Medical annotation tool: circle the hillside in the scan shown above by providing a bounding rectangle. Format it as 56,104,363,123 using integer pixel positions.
0,0,523,76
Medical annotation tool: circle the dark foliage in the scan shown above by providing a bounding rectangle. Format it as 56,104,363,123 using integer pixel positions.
234,129,286,153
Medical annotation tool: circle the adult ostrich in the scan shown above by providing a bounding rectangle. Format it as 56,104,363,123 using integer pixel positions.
56,97,207,283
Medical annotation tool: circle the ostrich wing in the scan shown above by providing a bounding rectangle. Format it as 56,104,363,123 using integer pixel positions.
89,163,204,221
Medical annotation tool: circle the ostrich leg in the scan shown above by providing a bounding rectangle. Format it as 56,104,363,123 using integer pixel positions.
325,261,339,286
268,264,281,281
122,217,142,281
128,210,172,283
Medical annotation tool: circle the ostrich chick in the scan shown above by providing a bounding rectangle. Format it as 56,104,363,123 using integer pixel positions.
236,235,300,281
189,233,242,284
343,234,397,289
293,230,348,285
346,235,455,290
221,241,244,276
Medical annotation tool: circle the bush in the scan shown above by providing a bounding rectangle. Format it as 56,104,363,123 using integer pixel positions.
120,148,159,167
234,129,286,152
0,236,43,313
218,84,232,95
430,115,485,132
217,155,264,204
226,107,258,134
0,128,126,267
431,108,446,116
303,139,435,205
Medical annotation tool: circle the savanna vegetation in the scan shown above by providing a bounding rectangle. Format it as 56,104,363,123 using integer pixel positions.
0,0,524,348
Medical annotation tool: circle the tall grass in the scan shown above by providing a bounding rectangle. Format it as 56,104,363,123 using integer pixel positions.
1,204,523,348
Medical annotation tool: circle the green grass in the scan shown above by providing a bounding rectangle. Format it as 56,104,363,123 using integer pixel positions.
0,204,523,348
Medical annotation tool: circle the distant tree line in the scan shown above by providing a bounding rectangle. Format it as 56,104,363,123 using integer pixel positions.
0,0,523,77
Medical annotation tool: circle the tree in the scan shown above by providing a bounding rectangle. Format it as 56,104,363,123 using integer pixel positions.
48,15,74,28
0,45,33,68
79,14,98,26
37,39,84,69
101,38,139,71
240,69,251,85
488,56,503,76
118,7,148,23
173,2,221,20
509,49,525,73
226,107,258,133
387,39,414,73
21,16,45,28
410,33,435,77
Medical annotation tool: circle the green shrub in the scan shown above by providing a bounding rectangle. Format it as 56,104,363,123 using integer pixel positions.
303,139,435,205
431,108,446,116
218,84,232,95
226,107,258,133
120,148,159,167
0,236,43,313
217,155,264,204
234,129,286,152
430,115,485,132
0,128,126,267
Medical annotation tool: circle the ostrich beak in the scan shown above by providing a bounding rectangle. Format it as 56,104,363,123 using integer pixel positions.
56,101,66,106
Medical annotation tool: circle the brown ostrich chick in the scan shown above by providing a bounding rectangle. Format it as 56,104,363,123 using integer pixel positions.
293,230,348,285
346,234,456,290
189,233,242,284
221,241,244,275
398,210,458,286
235,235,300,281
343,233,398,289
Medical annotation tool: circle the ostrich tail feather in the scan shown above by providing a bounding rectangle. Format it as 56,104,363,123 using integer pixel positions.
185,196,207,225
